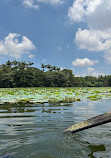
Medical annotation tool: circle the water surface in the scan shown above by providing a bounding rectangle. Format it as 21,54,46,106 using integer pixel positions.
0,100,111,158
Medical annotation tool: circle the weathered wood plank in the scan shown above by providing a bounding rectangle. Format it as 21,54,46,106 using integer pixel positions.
65,111,111,133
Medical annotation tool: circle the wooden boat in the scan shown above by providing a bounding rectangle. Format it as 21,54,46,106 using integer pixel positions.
65,111,111,133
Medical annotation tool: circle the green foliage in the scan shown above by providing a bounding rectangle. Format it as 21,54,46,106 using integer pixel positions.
44,71,70,87
0,60,111,88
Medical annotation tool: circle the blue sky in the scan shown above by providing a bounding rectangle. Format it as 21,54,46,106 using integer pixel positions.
0,0,111,76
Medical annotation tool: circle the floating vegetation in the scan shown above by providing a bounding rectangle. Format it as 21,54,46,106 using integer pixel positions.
94,90,101,93
0,87,111,104
18,99,30,103
88,95,98,99
89,98,98,101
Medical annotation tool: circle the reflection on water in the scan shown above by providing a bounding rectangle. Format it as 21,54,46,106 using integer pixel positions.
88,145,106,158
0,100,111,157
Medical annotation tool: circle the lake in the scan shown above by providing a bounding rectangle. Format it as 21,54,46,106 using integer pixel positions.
0,99,111,158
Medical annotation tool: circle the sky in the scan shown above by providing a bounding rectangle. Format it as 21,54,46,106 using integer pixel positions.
0,0,111,77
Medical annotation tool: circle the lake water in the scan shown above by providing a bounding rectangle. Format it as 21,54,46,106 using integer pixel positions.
0,100,111,158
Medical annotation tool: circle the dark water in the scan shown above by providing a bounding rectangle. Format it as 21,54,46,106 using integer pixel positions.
0,100,111,158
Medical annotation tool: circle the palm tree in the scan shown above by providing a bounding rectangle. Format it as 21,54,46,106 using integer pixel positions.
28,61,34,67
6,60,12,67
46,64,52,71
41,63,45,72
13,60,18,66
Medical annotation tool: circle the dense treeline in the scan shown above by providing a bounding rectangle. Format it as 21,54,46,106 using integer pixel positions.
0,60,111,88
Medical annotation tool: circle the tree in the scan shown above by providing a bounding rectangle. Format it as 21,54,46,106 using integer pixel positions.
44,71,70,87
28,61,34,67
41,63,45,72
108,76,111,86
6,60,12,67
62,69,75,86
0,61,111,88
0,63,14,87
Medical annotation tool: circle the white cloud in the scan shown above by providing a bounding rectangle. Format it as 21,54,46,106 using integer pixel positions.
68,0,111,64
72,58,98,67
104,50,111,64
75,67,105,77
68,0,86,23
0,33,36,59
23,0,39,9
28,54,35,58
37,0,63,5
86,67,105,77
91,72,105,77
68,0,111,31
87,0,111,31
23,0,63,9
87,67,95,73
41,59,47,63
60,67,66,71
75,28,111,51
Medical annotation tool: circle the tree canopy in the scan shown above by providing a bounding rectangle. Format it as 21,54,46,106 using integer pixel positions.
0,60,111,88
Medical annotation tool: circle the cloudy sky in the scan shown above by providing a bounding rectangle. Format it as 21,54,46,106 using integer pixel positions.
0,0,111,76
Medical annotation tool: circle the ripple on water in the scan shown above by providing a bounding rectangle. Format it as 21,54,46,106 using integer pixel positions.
0,100,111,157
